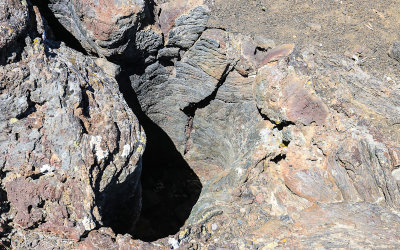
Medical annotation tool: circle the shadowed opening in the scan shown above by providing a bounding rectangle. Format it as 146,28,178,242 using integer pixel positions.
116,66,202,241
115,66,202,241
31,0,202,242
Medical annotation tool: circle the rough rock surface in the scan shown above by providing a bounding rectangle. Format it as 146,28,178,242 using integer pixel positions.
129,1,400,248
1,0,400,249
0,4,145,247
48,0,162,61
0,0,29,64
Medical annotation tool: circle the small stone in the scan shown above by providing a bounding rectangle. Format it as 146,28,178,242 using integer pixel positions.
306,22,322,31
82,216,96,231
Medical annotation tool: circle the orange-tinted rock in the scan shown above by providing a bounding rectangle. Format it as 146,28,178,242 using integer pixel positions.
284,77,328,125
49,0,152,59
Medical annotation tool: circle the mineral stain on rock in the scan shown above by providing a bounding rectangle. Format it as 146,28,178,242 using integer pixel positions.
1,0,400,249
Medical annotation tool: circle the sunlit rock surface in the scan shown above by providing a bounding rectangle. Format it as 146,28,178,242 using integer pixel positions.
1,0,400,248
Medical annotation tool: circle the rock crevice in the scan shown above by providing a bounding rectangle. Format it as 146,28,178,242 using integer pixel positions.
2,0,400,249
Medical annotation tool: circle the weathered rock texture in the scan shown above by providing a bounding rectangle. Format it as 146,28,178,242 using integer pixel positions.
0,4,145,247
1,0,400,249
129,1,400,248
0,0,29,65
48,0,163,62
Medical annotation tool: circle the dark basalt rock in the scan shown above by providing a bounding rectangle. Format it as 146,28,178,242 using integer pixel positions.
0,0,29,65
2,0,400,249
47,0,163,62
0,8,145,246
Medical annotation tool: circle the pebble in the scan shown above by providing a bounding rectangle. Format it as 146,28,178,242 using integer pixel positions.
306,22,322,31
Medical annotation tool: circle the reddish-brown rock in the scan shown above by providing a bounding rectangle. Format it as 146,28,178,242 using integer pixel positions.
48,0,157,59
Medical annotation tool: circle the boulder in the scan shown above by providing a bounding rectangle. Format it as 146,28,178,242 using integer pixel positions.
48,0,162,61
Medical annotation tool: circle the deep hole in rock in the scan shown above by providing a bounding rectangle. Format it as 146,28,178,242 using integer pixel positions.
274,120,295,131
282,139,290,147
95,155,143,240
116,66,202,241
31,1,202,242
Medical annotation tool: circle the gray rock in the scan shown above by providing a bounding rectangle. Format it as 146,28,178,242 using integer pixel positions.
48,0,149,60
0,0,29,64
167,6,210,49
157,47,180,60
0,35,145,247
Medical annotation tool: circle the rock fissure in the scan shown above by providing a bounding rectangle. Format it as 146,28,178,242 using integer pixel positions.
182,64,233,155
257,107,295,131
2,0,400,248
181,64,232,117
270,154,287,164
115,63,203,241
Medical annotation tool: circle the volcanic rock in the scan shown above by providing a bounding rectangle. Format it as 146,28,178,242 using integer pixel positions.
0,8,145,246
2,0,400,249
47,0,162,62
0,0,29,64
128,1,400,248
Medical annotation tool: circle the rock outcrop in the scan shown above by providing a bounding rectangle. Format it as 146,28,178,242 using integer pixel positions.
0,3,145,247
1,0,400,249
48,0,162,62
129,1,400,248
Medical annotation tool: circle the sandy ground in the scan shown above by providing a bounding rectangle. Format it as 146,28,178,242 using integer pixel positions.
207,0,400,77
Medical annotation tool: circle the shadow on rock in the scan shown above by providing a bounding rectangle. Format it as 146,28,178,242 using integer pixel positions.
33,0,87,55
117,67,202,241
97,161,143,238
